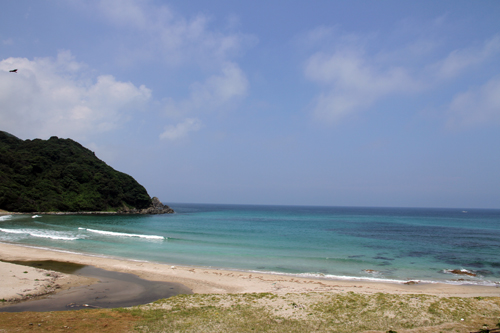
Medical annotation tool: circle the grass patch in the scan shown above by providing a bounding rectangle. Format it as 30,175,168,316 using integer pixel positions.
0,309,140,332
126,292,500,333
1,292,499,332
130,302,317,332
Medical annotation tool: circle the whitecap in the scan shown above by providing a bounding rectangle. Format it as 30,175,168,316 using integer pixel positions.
80,228,166,240
30,233,79,241
0,215,12,221
0,228,26,234
0,228,79,241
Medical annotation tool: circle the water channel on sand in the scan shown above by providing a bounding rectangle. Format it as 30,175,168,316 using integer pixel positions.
0,260,192,312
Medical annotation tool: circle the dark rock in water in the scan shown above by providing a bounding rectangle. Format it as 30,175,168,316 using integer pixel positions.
447,269,477,277
404,281,418,285
119,197,174,214
363,269,378,274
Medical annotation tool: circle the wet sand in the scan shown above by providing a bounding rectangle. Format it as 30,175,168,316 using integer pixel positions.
1,242,499,313
0,261,192,312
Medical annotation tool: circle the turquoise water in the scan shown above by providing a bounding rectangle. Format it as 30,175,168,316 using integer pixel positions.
1,204,499,285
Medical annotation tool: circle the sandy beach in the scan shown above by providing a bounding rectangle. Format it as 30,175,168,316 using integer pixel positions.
1,242,499,306
0,260,97,302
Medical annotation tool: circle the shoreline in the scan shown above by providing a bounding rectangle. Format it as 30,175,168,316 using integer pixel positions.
0,211,164,216
0,259,98,303
1,242,499,300
1,210,121,216
2,213,499,288
0,196,174,216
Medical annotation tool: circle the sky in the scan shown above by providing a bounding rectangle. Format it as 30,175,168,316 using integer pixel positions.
1,0,499,209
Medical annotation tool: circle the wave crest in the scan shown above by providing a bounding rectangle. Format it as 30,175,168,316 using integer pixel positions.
0,228,79,240
79,228,166,240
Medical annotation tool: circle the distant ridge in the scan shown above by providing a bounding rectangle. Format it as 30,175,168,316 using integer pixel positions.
0,131,172,214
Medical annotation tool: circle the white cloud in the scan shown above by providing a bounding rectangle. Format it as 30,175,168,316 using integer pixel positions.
95,0,149,28
190,62,248,109
164,62,248,116
305,48,418,122
160,118,203,141
446,77,500,129
432,35,500,79
0,51,151,140
304,28,500,125
72,0,256,67
67,0,254,140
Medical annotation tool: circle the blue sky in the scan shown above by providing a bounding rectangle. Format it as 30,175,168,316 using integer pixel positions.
1,0,499,208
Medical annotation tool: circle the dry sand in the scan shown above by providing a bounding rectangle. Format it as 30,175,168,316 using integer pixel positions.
0,260,96,302
1,242,499,304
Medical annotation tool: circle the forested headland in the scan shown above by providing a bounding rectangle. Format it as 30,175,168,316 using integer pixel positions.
0,131,162,213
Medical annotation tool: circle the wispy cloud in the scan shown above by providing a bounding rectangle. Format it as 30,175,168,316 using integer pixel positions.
160,117,203,141
305,47,419,122
303,26,500,127
0,51,151,140
432,35,500,79
446,77,500,129
68,0,255,140
164,62,248,117
72,0,256,68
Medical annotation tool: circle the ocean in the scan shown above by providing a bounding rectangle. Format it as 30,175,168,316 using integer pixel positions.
1,204,499,286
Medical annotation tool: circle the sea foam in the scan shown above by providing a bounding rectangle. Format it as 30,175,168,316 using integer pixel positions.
0,228,79,241
79,228,166,240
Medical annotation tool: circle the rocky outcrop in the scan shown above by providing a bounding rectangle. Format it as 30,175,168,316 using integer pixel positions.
445,269,477,277
118,197,174,214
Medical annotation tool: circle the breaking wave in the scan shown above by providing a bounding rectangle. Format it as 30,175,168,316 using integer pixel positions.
79,228,166,240
0,228,80,241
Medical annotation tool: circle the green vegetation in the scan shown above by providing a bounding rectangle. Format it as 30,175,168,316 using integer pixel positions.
119,292,500,333
0,131,152,212
0,292,499,332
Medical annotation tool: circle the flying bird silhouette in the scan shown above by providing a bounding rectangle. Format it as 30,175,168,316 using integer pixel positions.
9,69,18,73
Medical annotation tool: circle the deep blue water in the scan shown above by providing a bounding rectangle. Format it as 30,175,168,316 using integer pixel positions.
1,204,499,285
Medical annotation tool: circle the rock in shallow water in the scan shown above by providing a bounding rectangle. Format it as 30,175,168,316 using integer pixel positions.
119,197,174,214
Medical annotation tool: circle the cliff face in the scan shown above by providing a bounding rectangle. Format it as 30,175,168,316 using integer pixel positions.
0,131,171,213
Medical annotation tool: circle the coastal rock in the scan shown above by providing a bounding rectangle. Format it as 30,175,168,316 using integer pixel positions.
119,197,174,215
363,269,378,274
446,269,477,277
404,281,419,285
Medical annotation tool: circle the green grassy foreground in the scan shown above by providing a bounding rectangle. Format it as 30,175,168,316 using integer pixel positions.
1,292,499,332
125,292,500,332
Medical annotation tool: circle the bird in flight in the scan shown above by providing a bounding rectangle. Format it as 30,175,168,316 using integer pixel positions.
9,69,17,73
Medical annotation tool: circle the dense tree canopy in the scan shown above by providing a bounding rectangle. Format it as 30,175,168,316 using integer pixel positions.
0,131,152,212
